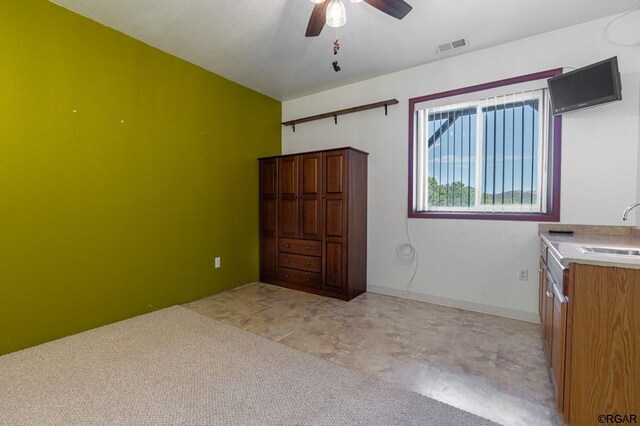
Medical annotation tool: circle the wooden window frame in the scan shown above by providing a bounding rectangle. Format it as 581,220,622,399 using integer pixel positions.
408,69,563,221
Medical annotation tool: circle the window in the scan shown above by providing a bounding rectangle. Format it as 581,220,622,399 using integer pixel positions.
408,70,562,221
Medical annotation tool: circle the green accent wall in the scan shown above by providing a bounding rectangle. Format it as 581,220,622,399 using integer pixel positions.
0,1,281,355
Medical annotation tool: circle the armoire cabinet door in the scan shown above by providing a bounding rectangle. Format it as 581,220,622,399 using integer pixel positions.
323,150,347,292
325,241,344,290
279,156,299,238
300,153,322,240
260,158,278,282
261,158,278,234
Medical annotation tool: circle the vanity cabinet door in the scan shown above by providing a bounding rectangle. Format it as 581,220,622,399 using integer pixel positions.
544,271,554,365
551,282,567,412
539,257,547,324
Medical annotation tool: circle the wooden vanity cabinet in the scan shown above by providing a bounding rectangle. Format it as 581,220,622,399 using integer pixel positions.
539,237,640,425
565,264,640,425
259,147,368,301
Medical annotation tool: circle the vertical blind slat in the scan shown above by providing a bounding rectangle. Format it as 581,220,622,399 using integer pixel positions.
468,108,472,207
501,99,506,205
492,101,497,205
520,100,525,205
511,96,515,205
530,100,536,205
445,112,449,205
483,106,488,207
438,112,443,205
452,110,457,206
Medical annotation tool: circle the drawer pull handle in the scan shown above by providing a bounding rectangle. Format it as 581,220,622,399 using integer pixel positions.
306,262,311,266
306,246,310,250
285,244,290,248
285,259,290,263
546,290,554,299
285,274,290,279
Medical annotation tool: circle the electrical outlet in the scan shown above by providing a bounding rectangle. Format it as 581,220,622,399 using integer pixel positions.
214,257,221,269
518,268,528,281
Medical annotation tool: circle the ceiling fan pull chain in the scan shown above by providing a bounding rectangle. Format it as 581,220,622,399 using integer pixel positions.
331,27,341,72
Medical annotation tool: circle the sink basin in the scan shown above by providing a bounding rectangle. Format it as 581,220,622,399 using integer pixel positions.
579,245,640,256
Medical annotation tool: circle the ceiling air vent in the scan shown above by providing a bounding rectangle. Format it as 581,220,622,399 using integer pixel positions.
436,38,469,54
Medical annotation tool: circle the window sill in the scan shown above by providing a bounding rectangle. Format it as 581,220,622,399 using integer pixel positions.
408,210,560,222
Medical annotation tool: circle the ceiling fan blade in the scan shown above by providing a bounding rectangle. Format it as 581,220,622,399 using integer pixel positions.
364,0,413,19
306,2,329,37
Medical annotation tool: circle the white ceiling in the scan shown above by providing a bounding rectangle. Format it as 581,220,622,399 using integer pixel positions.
50,0,640,101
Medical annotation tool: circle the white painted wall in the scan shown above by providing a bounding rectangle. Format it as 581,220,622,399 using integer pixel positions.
282,15,640,322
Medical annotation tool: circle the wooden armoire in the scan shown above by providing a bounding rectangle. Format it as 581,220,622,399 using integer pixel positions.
259,147,368,301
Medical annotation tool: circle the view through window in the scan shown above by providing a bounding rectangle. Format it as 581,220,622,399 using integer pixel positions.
409,70,562,221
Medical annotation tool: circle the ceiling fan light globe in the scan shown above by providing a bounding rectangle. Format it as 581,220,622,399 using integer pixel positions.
326,0,347,28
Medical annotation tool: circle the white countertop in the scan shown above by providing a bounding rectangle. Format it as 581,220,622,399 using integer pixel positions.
541,232,640,270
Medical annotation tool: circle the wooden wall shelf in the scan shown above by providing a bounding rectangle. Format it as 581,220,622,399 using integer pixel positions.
282,99,399,132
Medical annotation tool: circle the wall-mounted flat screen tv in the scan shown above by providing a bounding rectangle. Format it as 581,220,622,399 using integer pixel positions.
547,57,622,116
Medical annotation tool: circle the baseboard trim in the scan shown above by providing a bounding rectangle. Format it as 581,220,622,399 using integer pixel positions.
367,285,540,324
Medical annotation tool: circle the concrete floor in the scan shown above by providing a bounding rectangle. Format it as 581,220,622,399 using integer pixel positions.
184,282,563,426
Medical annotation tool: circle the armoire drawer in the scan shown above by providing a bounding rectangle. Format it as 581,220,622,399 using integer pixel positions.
278,253,321,273
279,238,321,256
278,267,321,288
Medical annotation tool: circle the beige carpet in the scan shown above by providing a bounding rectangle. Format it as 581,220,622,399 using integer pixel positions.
0,306,496,425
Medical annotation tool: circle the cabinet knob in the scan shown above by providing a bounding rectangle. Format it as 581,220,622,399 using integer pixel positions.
306,262,311,266
285,244,290,248
285,259,290,263
546,290,554,299
285,274,290,279
306,246,310,250
306,278,310,282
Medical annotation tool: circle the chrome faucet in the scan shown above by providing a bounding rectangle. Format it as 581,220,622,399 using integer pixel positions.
622,203,640,221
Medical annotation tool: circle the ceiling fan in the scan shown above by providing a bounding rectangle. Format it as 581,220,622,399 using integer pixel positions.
306,0,413,37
